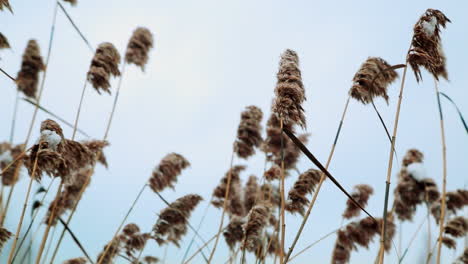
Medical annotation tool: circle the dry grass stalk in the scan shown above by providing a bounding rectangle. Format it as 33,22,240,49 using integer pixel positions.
62,0,77,6
125,27,154,71
0,0,12,12
233,106,263,159
212,165,245,216
148,153,190,193
0,33,10,50
0,227,12,251
409,9,450,82
285,169,321,215
87,42,121,94
63,257,87,264
349,57,398,104
274,133,309,172
16,39,45,99
272,49,306,128
153,194,203,247
343,184,374,219
0,142,24,186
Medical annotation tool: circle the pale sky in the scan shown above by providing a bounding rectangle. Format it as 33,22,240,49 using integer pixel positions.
1,1,467,263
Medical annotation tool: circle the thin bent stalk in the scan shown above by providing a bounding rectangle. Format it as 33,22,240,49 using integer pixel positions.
435,79,447,264
378,62,409,264
6,153,40,264
283,96,351,263
288,227,341,262
279,117,286,264
35,182,64,264
398,212,428,263
207,151,234,263
43,225,58,263
9,90,20,143
184,228,224,264
71,81,88,140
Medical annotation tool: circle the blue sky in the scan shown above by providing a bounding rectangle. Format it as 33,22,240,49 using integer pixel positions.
1,0,467,263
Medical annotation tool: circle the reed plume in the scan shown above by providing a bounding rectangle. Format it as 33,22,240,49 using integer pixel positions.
454,247,468,263
125,27,154,71
444,216,467,238
264,164,281,181
349,57,398,104
408,9,450,82
233,105,263,159
62,0,77,6
431,189,468,223
0,227,12,251
342,184,374,219
212,165,245,216
153,194,203,247
274,133,309,171
122,223,140,236
63,257,87,264
242,203,270,252
272,49,306,128
285,169,321,215
244,175,259,212
81,140,109,168
87,42,121,94
260,183,281,208
402,149,424,167
0,0,12,12
148,153,190,193
143,256,160,264
120,224,150,260
0,33,10,50
263,114,288,157
97,236,121,264
0,142,24,186
16,39,45,99
441,236,456,249
223,216,245,250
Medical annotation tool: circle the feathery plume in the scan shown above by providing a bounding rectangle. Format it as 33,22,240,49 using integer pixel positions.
63,257,87,264
272,49,306,128
87,42,121,94
420,178,440,203
81,140,109,168
260,183,281,208
143,256,160,264
153,194,203,247
262,114,289,157
342,184,374,219
441,236,456,249
62,0,77,6
264,164,281,181
274,133,309,171
212,165,245,216
444,216,468,238
402,149,424,167
242,204,270,252
0,0,12,12
409,9,450,82
148,153,190,193
446,189,468,213
244,175,259,212
285,169,321,215
378,215,396,252
223,216,245,250
125,27,154,70
0,33,10,50
233,106,263,159
16,39,45,99
121,229,150,259
97,237,121,264
454,247,468,264
349,57,398,104
0,227,12,251
0,143,24,186
122,223,140,236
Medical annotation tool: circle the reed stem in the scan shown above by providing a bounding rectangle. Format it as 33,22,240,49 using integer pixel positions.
72,81,88,140
184,228,224,264
283,96,351,263
9,90,20,143
434,79,447,264
378,62,409,264
279,118,286,264
207,151,235,263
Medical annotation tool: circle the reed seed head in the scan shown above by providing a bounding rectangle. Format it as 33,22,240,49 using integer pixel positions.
87,42,121,94
149,153,190,193
444,216,468,238
342,184,374,219
409,9,450,82
264,164,281,181
286,169,321,215
0,0,12,12
123,223,140,236
16,39,45,99
97,237,121,264
242,203,270,252
244,175,259,212
81,140,109,168
272,49,306,128
442,236,456,249
125,27,154,70
62,0,77,6
0,143,24,186
153,194,203,246
349,57,398,104
0,33,10,50
0,227,12,251
63,257,87,264
212,165,245,216
274,133,309,172
143,256,160,264
233,105,263,159
223,216,245,250
402,149,424,167
454,247,468,264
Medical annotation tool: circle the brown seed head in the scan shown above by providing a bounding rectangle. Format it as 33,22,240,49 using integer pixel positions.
402,149,424,167
87,42,121,94
125,27,154,70
123,223,140,236
444,216,468,238
342,184,374,219
272,49,306,128
0,0,12,12
81,140,109,168
62,0,77,6
349,57,398,104
97,237,121,264
63,257,87,264
264,164,281,181
442,236,456,249
16,39,45,99
0,143,24,186
149,153,190,192
223,216,245,250
244,175,259,212
409,9,450,82
242,203,270,252
286,169,321,215
0,32,10,50
233,105,263,159
212,165,245,216
143,256,160,264
0,227,12,250
454,247,468,264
